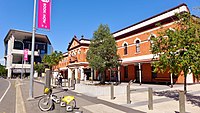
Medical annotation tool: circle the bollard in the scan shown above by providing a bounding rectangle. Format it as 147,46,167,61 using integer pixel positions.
127,84,131,104
45,70,51,89
71,79,75,90
71,78,73,87
148,87,153,110
179,91,185,113
64,79,67,86
68,78,71,88
73,79,75,90
77,78,80,84
111,83,114,100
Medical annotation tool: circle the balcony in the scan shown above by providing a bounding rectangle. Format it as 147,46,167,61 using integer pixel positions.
12,49,39,56
12,63,31,69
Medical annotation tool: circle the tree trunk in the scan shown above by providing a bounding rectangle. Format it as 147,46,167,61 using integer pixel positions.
100,71,106,84
184,71,187,94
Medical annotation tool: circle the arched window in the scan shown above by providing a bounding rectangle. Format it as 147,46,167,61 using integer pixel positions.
149,35,155,47
124,43,128,55
148,34,156,49
136,40,140,53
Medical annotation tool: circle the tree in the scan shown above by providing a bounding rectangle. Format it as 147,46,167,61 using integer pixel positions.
42,51,63,70
86,24,120,84
0,64,7,78
151,12,200,93
34,63,45,77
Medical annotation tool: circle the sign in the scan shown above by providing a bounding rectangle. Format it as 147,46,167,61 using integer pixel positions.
38,0,51,29
24,49,28,61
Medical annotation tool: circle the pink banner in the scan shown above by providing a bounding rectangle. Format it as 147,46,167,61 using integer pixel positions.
24,49,28,61
38,0,51,29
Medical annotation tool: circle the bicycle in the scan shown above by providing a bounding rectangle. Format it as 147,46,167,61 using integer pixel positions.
38,87,76,112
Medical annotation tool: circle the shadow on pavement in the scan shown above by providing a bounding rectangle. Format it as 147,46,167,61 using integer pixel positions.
154,90,200,107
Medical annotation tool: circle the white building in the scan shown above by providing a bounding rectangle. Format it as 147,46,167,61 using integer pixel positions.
4,29,53,78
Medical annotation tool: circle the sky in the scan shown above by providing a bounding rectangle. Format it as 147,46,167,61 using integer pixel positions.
0,0,200,64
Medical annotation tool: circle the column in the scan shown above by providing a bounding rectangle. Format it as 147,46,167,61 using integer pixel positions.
7,68,12,79
186,69,194,83
91,68,93,81
138,63,142,85
68,68,72,79
94,69,97,80
80,67,84,80
75,68,78,80
170,73,173,88
118,66,121,82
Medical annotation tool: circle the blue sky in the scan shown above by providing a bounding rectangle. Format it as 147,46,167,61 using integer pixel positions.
0,0,200,64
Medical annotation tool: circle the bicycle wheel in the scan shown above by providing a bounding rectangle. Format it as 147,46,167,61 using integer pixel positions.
68,99,76,108
38,96,53,111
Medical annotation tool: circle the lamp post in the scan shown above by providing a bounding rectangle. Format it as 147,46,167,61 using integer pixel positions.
28,0,36,100
15,40,24,79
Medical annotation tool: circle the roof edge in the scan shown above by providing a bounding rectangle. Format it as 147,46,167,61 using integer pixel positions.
112,3,189,35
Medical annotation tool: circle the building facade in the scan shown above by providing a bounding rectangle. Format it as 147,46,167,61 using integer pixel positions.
4,29,53,78
55,4,198,84
54,36,96,81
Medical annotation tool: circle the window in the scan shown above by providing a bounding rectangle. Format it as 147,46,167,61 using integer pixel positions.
124,66,128,78
136,40,140,53
124,43,128,55
149,35,155,48
14,41,23,50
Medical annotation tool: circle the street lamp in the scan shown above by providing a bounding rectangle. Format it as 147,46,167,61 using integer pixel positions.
15,39,24,80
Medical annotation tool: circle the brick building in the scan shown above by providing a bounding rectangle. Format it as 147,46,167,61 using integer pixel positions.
55,4,198,84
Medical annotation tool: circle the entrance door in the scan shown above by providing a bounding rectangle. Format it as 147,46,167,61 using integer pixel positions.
83,69,91,80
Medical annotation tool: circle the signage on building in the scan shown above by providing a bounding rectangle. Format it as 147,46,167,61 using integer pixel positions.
38,0,51,29
24,49,28,61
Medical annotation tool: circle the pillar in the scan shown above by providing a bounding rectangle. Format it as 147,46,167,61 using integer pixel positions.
91,68,93,81
118,66,121,82
75,68,78,80
138,63,142,85
7,68,12,79
170,73,173,88
80,67,84,80
68,68,72,79
94,69,97,80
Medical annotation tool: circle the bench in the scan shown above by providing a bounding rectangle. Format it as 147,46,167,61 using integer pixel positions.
153,77,170,84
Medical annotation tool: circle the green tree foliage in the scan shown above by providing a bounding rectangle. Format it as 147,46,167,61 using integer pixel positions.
0,64,7,78
42,51,63,70
151,12,200,93
34,63,45,77
86,24,119,84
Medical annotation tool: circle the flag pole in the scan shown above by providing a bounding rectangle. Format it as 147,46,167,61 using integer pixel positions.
28,0,37,100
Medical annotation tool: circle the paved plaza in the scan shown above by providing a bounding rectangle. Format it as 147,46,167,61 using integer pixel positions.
16,78,200,113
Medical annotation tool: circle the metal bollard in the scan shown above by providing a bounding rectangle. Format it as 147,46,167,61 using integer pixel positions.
111,83,114,100
71,78,73,87
179,91,185,113
148,87,153,110
127,84,131,104
45,70,51,89
71,79,75,90
68,78,71,88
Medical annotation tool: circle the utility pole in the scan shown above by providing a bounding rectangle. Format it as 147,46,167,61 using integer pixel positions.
28,0,37,100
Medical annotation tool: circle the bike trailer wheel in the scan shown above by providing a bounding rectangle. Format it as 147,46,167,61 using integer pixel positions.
69,99,76,109
38,96,53,111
